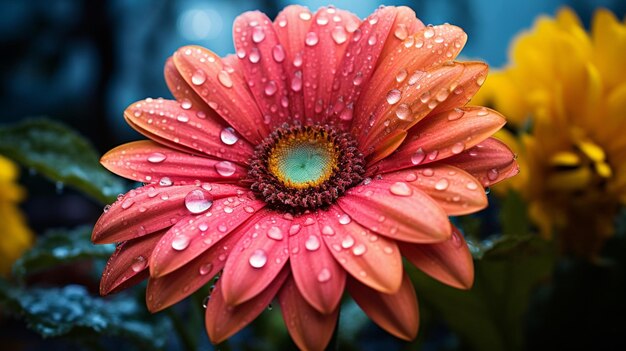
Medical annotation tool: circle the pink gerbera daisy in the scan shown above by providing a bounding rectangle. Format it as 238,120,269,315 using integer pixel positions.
93,5,518,350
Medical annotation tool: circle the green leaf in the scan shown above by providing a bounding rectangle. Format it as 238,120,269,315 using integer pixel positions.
410,235,554,351
12,226,115,279
0,280,170,349
0,118,127,203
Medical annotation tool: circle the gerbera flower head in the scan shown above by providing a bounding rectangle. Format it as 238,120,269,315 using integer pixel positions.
93,5,517,349
473,7,626,258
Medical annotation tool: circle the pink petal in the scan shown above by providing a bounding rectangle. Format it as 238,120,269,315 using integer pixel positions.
149,196,266,277
381,166,487,216
373,106,506,174
326,6,398,128
124,98,253,163
378,6,425,60
288,214,346,313
401,226,474,289
101,141,247,184
92,183,244,244
442,137,519,187
172,46,268,143
359,63,466,155
337,178,451,243
353,24,467,143
100,230,163,295
220,212,291,305
347,273,419,340
205,268,288,344
430,62,488,115
302,7,360,124
273,5,314,121
317,206,403,294
145,223,246,312
233,12,291,128
278,276,339,351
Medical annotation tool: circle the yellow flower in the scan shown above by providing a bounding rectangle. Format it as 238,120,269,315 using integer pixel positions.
473,8,626,258
0,155,33,276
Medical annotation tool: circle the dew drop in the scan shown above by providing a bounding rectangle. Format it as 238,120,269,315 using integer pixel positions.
394,24,408,40
172,236,190,251
396,69,408,83
322,225,335,235
487,168,499,181
435,178,449,191
159,177,173,186
451,142,465,154
131,256,147,272
177,113,189,123
331,26,347,44
267,226,284,241
199,223,209,231
317,268,331,282
352,244,367,256
220,127,239,145
147,152,166,163
215,161,236,177
338,214,351,225
367,34,377,46
299,12,312,21
411,148,425,165
252,26,266,43
289,224,301,235
248,249,268,268
218,70,233,88
424,27,435,39
466,181,478,190
352,72,363,86
341,235,355,249
121,198,134,209
184,189,213,214
305,32,319,46
248,48,261,63
434,36,444,44
476,75,486,86
199,263,213,275
191,70,206,85
448,108,465,121
181,99,192,110
264,81,277,96
395,103,412,121
272,45,285,62
422,168,434,177
305,235,321,251
477,108,489,116
390,181,413,196
386,89,402,105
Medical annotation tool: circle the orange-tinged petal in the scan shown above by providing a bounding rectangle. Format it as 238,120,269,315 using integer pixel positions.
145,218,250,312
373,106,506,173
100,230,163,296
149,196,265,277
317,206,403,294
430,62,488,115
101,141,247,184
347,272,419,340
289,214,346,314
359,63,466,154
338,178,451,243
381,166,487,216
233,12,291,127
401,226,474,289
303,7,360,124
92,184,244,244
378,6,425,60
172,46,268,143
354,24,467,142
327,6,398,128
442,137,519,187
278,277,339,351
205,268,288,343
220,212,291,306
124,98,252,163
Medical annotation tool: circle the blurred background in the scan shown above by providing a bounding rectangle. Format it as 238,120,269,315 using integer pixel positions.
1,0,626,350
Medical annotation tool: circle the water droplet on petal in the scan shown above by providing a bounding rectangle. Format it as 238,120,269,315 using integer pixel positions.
131,256,146,272
396,69,408,83
272,45,285,62
411,148,425,165
267,226,284,240
390,182,413,196
451,142,465,154
218,70,233,88
289,224,301,235
248,48,261,63
199,263,213,275
181,99,192,110
172,236,190,251
466,181,478,190
322,225,335,235
177,113,189,123
299,12,312,21
352,244,367,256
305,32,319,46
331,26,347,44
386,89,401,105
394,24,408,40
424,27,435,38
317,268,331,282
448,108,465,121
338,214,351,224
159,177,173,186
147,152,166,163
435,178,449,191
199,223,209,231
249,249,268,268
191,70,206,85
341,235,355,248
487,168,499,181
185,189,213,214
215,161,236,177
252,26,266,43
121,198,134,209
305,235,320,251
220,127,239,145
264,80,277,96
395,103,412,121
367,34,377,46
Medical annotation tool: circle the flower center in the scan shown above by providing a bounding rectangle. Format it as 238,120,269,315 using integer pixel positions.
248,124,365,213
